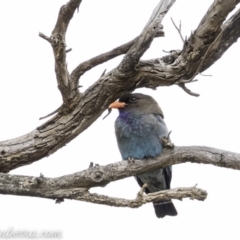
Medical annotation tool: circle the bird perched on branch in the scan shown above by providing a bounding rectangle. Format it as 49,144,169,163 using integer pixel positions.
109,93,177,218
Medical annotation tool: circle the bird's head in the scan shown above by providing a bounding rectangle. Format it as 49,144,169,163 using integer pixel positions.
108,93,164,118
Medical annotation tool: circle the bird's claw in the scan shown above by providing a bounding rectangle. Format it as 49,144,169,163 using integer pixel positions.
127,157,135,164
89,162,94,168
161,131,174,149
89,162,100,168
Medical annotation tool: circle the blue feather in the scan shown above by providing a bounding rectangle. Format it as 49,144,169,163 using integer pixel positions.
115,112,167,160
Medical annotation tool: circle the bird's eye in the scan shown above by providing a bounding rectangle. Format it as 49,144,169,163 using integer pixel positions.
130,97,136,102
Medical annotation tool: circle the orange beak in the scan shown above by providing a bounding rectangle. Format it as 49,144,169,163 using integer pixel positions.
109,101,126,109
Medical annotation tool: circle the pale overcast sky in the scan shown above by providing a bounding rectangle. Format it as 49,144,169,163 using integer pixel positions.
0,0,240,239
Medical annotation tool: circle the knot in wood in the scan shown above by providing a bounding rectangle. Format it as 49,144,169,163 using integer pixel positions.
92,170,104,182
48,180,56,187
0,146,10,155
35,177,44,185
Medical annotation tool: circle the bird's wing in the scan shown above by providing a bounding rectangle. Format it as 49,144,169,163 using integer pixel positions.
153,114,169,138
154,114,172,190
163,166,172,189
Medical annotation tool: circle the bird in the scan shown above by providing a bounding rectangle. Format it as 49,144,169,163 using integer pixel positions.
109,92,177,218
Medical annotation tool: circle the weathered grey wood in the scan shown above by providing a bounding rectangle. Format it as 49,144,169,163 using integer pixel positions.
117,0,175,75
0,145,238,206
40,0,82,104
0,0,240,177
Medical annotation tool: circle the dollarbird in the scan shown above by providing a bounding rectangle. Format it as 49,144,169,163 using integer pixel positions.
109,93,177,218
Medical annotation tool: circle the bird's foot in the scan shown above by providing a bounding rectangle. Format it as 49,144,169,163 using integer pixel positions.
127,157,135,164
161,131,174,149
89,162,100,168
89,162,94,168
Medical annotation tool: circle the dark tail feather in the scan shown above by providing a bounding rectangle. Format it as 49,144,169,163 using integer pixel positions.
153,201,178,218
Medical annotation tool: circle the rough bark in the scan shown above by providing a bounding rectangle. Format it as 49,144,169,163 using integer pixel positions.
1,0,240,173
0,145,239,206
0,0,240,209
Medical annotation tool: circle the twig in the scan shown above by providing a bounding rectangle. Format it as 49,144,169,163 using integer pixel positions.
162,49,178,54
178,83,200,97
66,48,72,53
163,49,171,53
200,73,212,77
100,69,107,78
137,183,148,197
74,186,207,208
171,18,184,43
39,32,51,43
102,108,112,120
39,106,61,120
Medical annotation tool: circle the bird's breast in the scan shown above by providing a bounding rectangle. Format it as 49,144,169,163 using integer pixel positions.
115,113,167,160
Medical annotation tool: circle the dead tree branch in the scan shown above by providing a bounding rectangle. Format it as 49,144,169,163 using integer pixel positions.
171,18,184,43
201,7,240,72
0,145,238,203
1,144,239,206
0,180,207,208
117,0,175,76
7,144,240,206
1,0,240,173
71,187,206,208
71,39,136,87
39,0,82,104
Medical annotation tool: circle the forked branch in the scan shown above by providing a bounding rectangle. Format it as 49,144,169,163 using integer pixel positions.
1,0,240,173
0,146,239,205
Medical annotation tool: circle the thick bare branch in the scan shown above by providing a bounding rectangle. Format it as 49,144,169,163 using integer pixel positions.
1,1,240,172
70,31,165,92
70,39,136,89
46,146,240,188
117,0,175,75
52,0,81,35
40,0,82,104
1,145,240,186
0,177,207,207
126,0,240,92
179,0,240,79
3,144,240,206
201,7,240,72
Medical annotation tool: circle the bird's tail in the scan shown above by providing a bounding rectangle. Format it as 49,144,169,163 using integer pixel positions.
153,200,177,218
